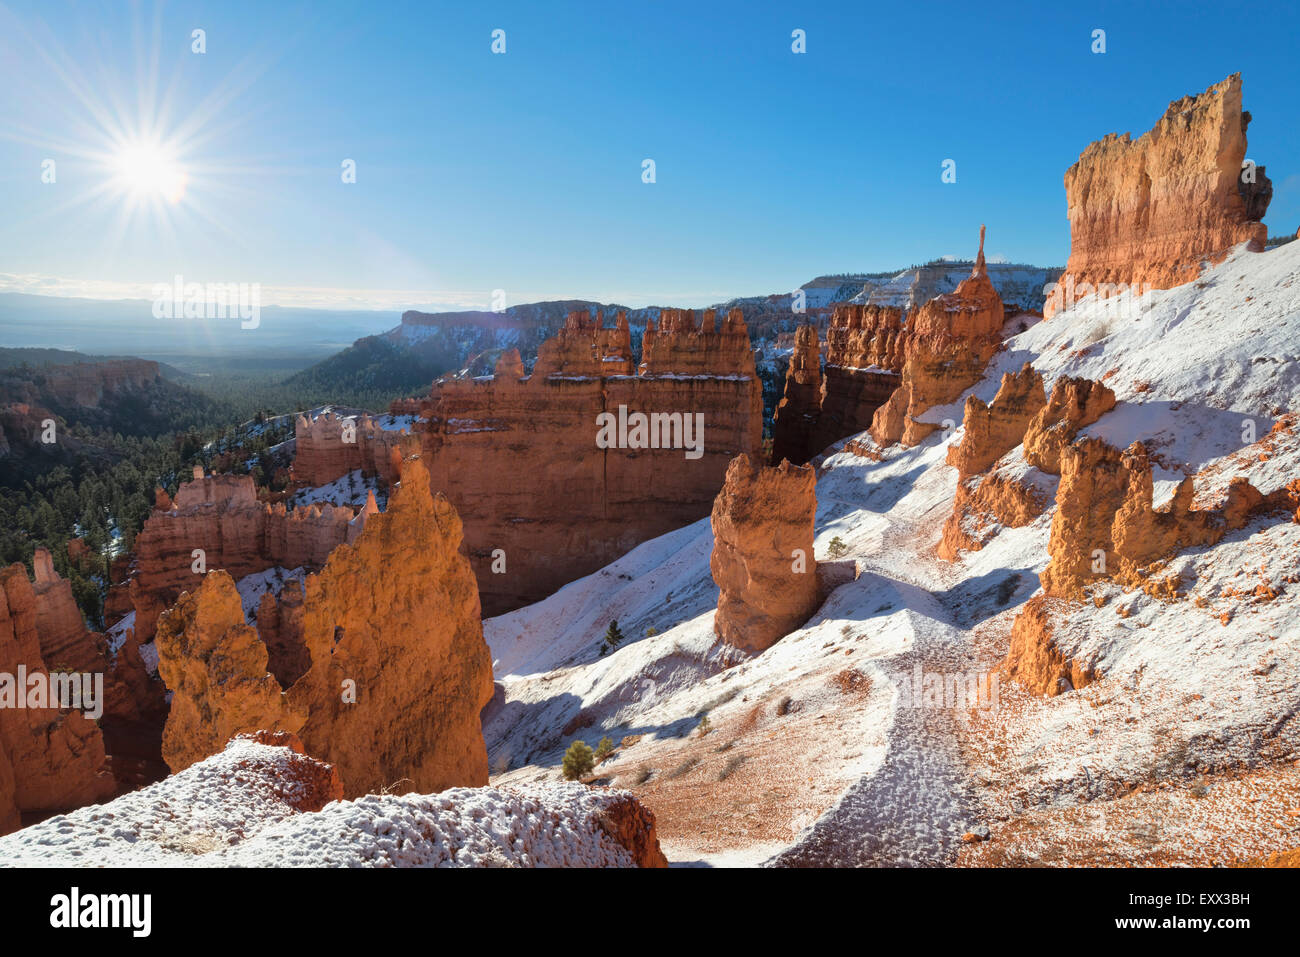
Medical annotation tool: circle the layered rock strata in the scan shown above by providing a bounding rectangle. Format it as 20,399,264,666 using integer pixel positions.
770,324,825,465
128,468,376,642
291,412,407,488
1045,73,1271,318
419,309,763,615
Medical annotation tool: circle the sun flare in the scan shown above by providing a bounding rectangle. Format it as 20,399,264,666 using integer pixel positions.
112,142,189,204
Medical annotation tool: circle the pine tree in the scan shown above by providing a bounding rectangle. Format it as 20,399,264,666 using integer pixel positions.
603,619,626,653
561,740,595,780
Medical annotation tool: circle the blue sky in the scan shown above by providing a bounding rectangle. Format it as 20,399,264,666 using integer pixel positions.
1,0,1296,311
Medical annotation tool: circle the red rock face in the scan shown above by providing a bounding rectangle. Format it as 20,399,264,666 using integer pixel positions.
710,454,820,653
155,457,493,797
0,559,115,835
288,310,763,616
1045,73,1270,318
420,309,763,615
870,228,1006,448
291,412,406,488
128,468,373,642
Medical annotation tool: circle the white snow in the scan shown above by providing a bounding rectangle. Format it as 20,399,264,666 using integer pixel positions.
0,738,646,867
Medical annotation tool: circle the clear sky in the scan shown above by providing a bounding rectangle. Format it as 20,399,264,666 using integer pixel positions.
1,0,1297,312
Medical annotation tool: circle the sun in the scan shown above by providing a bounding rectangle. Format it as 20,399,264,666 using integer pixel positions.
112,141,189,204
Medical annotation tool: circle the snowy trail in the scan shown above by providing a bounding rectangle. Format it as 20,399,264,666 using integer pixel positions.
771,507,985,866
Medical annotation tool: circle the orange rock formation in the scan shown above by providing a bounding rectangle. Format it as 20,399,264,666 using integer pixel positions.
870,227,1006,447
946,364,1047,481
291,412,407,487
289,309,763,615
1045,73,1271,318
1006,427,1299,695
710,454,820,653
128,467,375,642
155,456,493,797
939,374,1114,561
1022,377,1118,474
423,309,763,614
770,324,826,465
0,558,115,835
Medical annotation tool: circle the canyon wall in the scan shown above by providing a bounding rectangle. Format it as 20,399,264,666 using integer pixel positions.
416,309,762,615
156,457,493,796
711,454,820,653
291,412,407,487
808,304,907,456
769,324,823,465
290,309,762,615
1045,73,1271,318
0,558,116,834
128,468,375,642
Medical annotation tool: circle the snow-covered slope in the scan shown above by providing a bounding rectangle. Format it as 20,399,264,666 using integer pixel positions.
482,241,1300,867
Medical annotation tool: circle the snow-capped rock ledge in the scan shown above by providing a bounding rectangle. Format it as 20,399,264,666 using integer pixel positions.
0,734,666,868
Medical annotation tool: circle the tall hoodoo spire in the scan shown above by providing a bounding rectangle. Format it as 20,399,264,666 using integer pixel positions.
974,223,987,276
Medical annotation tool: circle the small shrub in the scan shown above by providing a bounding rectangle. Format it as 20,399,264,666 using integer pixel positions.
696,715,712,737
827,536,848,559
594,736,615,763
603,619,626,651
644,625,658,636
561,740,595,780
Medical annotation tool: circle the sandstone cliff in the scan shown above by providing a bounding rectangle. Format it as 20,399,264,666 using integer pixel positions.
0,559,115,835
155,457,494,797
291,411,406,488
420,309,763,615
289,309,763,616
1046,73,1271,318
710,454,820,653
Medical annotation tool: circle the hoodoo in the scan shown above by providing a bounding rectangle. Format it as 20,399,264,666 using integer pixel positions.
710,454,820,653
155,457,494,797
870,226,1006,448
